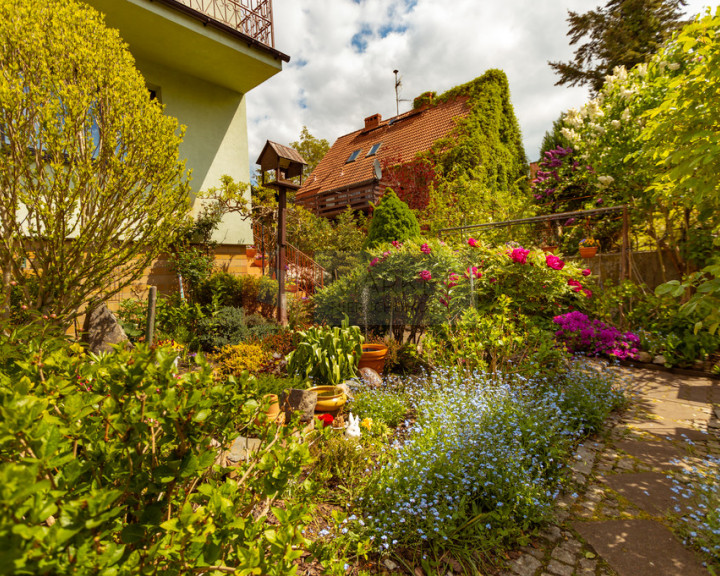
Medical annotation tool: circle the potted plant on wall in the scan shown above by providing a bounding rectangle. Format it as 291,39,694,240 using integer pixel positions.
579,237,599,258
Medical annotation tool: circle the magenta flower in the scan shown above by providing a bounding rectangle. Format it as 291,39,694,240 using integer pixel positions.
583,288,592,298
439,297,449,307
468,238,478,247
370,257,379,267
420,243,431,254
464,266,482,279
582,268,591,277
391,240,403,249
419,270,432,282
509,247,530,264
545,253,565,270
383,251,391,258
568,279,582,288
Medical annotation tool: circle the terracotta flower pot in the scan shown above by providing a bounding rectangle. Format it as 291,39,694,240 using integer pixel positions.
308,385,347,413
358,343,388,374
542,245,558,254
246,247,257,259
254,393,280,426
579,246,598,258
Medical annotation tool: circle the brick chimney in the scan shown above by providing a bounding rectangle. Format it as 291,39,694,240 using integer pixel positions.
364,113,381,130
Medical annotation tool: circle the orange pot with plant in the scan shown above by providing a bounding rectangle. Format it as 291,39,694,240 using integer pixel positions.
358,343,388,374
579,238,598,258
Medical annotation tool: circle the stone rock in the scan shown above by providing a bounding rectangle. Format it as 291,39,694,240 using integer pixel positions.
653,354,667,365
82,303,130,354
280,389,317,422
226,435,262,463
359,367,382,388
382,558,398,571
636,351,653,363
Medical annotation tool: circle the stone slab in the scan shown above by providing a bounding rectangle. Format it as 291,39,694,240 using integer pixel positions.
602,472,681,516
614,439,686,471
573,519,709,576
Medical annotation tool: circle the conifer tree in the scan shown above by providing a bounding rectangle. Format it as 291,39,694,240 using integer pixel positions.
549,0,688,92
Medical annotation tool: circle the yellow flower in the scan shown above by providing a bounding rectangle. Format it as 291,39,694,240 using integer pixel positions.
361,418,373,430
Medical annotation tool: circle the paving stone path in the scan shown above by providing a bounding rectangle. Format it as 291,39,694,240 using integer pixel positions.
500,366,720,576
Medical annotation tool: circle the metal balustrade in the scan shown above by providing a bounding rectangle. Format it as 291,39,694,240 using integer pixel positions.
175,0,274,47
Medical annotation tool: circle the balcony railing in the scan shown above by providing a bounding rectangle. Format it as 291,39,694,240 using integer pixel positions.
176,0,274,47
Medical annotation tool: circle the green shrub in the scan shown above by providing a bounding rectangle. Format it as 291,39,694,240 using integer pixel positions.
0,332,313,575
117,295,205,345
195,271,244,308
364,189,420,249
195,306,249,351
286,316,364,386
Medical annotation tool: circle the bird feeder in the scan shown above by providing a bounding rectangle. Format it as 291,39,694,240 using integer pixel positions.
256,141,307,325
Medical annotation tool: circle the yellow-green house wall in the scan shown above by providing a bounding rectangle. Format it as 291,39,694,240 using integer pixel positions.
136,58,253,245
84,0,286,247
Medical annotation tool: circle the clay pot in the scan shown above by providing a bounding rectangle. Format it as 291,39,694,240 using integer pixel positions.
542,245,558,254
246,247,257,259
254,393,280,425
358,343,388,374
579,246,598,258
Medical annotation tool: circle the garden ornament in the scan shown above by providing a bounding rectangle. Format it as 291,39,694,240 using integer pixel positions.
345,413,361,438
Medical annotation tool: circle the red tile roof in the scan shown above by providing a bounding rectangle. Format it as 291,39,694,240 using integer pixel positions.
297,96,471,201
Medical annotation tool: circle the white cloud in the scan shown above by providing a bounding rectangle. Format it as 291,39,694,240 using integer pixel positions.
246,0,714,170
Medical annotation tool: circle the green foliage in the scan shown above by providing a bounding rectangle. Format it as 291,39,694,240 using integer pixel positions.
364,190,420,249
286,317,364,386
549,0,689,92
117,295,205,345
0,0,190,324
0,333,313,575
423,304,553,375
290,126,330,179
211,343,271,376
195,271,244,309
657,261,720,336
195,306,250,352
349,389,408,429
424,70,531,232
561,10,720,275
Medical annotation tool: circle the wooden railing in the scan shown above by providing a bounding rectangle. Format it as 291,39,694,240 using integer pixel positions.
295,184,382,217
176,0,274,47
252,221,327,294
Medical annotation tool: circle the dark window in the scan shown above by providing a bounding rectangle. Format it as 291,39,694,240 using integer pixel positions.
366,142,382,156
346,149,361,163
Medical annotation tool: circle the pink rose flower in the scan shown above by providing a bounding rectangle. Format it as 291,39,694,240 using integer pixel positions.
568,279,582,288
370,257,379,267
583,288,592,298
545,253,565,270
582,268,591,277
468,238,478,247
420,243,431,254
509,247,530,264
419,270,432,282
391,240,403,249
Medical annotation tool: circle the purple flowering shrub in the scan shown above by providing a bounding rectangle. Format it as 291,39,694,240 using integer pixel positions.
553,310,639,359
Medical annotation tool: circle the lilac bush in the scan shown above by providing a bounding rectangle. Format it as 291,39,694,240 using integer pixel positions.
553,310,639,359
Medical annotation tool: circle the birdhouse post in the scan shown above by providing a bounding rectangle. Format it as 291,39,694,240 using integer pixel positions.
256,141,307,325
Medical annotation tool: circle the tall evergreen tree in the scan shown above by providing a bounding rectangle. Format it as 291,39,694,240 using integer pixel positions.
549,0,688,92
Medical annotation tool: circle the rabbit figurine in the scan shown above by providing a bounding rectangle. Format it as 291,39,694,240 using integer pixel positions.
345,412,361,439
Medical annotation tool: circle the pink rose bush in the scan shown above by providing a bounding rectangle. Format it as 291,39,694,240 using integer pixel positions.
509,247,530,264
545,253,565,270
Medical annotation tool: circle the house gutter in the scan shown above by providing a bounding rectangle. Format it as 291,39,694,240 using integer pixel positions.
148,0,291,63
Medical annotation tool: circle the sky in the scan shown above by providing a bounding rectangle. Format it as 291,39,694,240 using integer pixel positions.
245,0,713,168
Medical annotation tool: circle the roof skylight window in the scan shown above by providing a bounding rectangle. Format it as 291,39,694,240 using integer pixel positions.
366,142,382,157
346,149,361,163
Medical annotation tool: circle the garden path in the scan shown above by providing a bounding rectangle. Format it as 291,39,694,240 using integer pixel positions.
500,366,720,576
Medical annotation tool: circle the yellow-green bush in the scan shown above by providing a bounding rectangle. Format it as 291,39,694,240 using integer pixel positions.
211,342,270,375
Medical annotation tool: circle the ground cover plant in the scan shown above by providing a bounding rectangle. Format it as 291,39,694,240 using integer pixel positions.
311,362,626,574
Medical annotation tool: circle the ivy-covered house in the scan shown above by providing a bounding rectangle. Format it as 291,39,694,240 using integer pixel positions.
296,70,528,223
84,0,289,296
